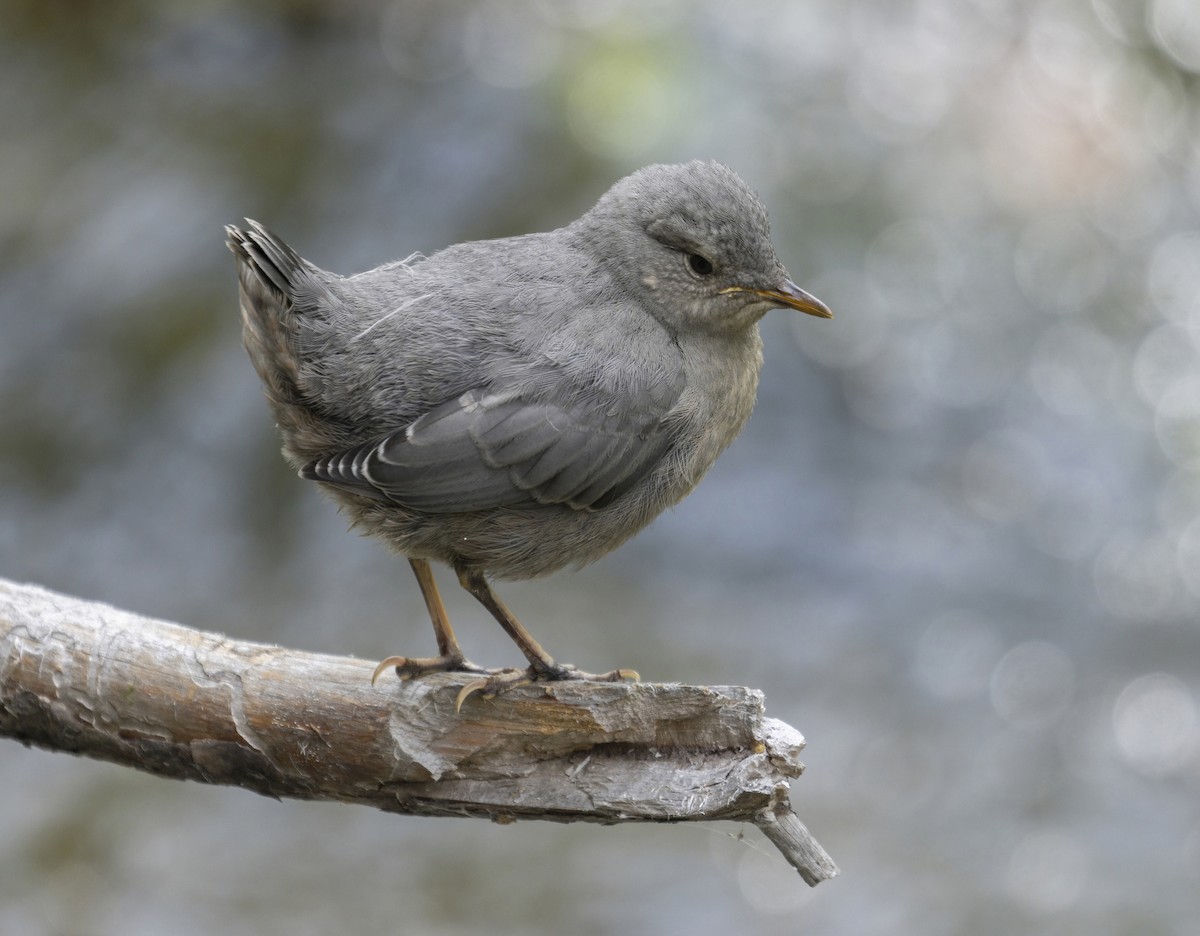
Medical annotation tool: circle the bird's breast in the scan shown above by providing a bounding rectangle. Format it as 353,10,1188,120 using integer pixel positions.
661,326,764,494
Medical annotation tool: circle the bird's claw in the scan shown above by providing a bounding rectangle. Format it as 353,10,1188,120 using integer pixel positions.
454,670,531,713
453,664,641,711
372,650,640,710
371,655,409,685
370,653,488,685
535,664,640,683
454,678,490,712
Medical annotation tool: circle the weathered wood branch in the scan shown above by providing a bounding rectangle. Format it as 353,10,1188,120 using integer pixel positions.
0,578,837,885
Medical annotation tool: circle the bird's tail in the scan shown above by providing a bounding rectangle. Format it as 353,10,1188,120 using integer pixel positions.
225,221,350,467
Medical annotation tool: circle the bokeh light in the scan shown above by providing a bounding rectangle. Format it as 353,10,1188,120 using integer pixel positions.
4,1,1200,933
990,641,1075,732
913,610,1004,701
1004,829,1089,914
1149,0,1200,73
1112,672,1199,777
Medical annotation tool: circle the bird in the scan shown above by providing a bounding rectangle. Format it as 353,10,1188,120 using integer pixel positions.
226,160,831,707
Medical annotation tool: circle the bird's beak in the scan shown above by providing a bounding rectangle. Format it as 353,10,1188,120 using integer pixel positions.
725,280,832,318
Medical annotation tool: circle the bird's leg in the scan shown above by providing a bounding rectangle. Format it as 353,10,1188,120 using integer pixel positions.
413,557,463,659
452,562,638,709
454,564,562,678
371,558,490,683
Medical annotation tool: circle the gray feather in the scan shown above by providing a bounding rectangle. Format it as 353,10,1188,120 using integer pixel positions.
227,160,823,581
301,379,681,512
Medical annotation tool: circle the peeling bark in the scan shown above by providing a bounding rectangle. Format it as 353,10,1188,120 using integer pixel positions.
0,578,837,885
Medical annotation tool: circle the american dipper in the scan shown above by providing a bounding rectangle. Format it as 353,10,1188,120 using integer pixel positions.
227,161,831,705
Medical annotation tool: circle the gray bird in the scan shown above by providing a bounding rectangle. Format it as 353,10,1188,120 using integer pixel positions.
227,160,830,705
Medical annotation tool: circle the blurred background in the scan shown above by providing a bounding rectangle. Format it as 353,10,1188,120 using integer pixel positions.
2,0,1199,933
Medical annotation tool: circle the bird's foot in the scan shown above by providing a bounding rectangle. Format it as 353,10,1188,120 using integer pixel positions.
454,662,640,712
370,652,490,685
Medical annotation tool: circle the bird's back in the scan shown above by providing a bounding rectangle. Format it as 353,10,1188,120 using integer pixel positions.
229,223,690,468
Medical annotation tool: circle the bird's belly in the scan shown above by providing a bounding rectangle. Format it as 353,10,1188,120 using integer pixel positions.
342,329,763,580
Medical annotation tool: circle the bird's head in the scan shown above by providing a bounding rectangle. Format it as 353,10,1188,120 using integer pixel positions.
577,160,831,335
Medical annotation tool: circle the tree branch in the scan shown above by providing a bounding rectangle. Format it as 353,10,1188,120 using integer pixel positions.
0,578,837,885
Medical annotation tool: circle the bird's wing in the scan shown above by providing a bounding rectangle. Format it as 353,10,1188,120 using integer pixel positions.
300,380,683,513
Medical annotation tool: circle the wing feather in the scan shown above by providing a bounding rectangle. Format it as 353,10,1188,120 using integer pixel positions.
300,378,682,513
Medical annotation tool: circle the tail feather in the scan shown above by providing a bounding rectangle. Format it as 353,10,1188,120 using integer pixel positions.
227,220,308,299
226,221,351,466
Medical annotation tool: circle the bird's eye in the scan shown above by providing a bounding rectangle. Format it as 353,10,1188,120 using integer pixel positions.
686,253,714,276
